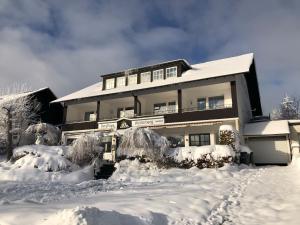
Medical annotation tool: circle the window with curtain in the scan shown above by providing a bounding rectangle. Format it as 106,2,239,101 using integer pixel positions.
208,96,224,109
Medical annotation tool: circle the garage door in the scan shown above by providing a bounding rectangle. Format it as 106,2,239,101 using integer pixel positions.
246,136,290,164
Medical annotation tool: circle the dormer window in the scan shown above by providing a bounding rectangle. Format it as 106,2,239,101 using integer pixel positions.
106,78,115,90
140,72,151,83
153,69,164,81
128,74,137,85
116,76,125,87
166,66,177,79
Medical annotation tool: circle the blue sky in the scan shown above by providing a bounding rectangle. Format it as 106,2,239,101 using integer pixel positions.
0,0,300,114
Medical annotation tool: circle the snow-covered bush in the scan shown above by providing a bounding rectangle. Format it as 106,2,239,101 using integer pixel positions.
219,125,240,163
164,145,235,169
71,133,103,167
117,127,169,163
25,123,61,146
11,145,75,172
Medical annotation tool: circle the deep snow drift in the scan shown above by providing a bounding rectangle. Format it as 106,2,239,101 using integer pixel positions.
0,145,94,183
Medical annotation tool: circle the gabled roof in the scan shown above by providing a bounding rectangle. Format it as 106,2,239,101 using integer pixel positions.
52,53,254,103
244,120,290,136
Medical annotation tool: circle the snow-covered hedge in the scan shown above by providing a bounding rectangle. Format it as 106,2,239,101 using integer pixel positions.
12,145,75,172
117,127,169,163
25,123,61,146
71,133,103,167
164,145,235,169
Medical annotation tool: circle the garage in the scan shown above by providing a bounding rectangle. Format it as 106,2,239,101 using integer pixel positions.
244,120,291,165
246,136,290,165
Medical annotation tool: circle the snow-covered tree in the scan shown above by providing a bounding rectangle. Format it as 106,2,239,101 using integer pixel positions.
117,127,169,163
219,125,240,163
25,123,61,146
71,133,103,167
0,85,40,161
271,94,300,120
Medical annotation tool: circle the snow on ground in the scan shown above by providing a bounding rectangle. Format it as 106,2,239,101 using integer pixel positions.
0,156,300,224
0,145,94,183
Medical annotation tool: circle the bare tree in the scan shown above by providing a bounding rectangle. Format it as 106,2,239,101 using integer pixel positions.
271,94,300,120
0,85,40,161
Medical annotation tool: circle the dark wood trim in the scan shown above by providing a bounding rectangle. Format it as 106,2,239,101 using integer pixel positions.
96,101,100,122
230,81,239,117
63,105,68,124
63,75,236,105
134,96,138,116
164,108,236,123
61,121,98,132
178,89,182,113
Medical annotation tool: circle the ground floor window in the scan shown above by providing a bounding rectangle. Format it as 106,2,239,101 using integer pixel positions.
189,134,210,146
167,135,185,148
100,136,112,153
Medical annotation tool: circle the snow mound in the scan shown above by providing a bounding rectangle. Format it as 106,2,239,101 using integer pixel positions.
42,206,149,225
13,145,74,172
291,155,300,169
167,145,235,162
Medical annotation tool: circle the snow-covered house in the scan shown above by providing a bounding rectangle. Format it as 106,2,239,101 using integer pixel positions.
53,53,263,161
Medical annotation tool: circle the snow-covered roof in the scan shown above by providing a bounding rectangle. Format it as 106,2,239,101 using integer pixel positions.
52,53,254,103
0,87,50,105
244,120,290,136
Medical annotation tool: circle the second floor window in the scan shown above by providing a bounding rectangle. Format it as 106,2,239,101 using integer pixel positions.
106,78,115,89
166,66,177,78
84,112,96,121
209,96,224,109
197,98,206,111
153,69,164,81
116,76,125,87
140,72,151,83
128,74,137,85
154,103,167,115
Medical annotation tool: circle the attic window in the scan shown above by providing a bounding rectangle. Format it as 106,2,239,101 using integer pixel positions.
106,78,115,90
116,76,125,87
140,72,151,83
153,69,164,81
128,74,137,85
166,66,177,79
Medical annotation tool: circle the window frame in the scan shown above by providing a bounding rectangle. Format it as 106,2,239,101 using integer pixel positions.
106,78,115,90
128,74,138,85
189,134,210,146
116,76,125,87
84,111,96,121
208,95,225,109
166,66,177,79
197,98,207,111
153,69,164,81
140,71,151,83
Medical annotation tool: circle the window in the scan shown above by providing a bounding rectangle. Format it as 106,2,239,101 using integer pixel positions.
168,101,176,113
189,134,210,146
128,74,137,85
118,107,134,118
140,72,151,83
100,136,112,153
153,69,164,81
167,135,185,148
154,103,167,115
106,78,115,89
166,66,177,78
209,96,224,109
116,76,125,87
197,98,206,111
84,111,96,121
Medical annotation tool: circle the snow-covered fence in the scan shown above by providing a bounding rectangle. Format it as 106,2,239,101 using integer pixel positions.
71,133,103,167
117,127,169,163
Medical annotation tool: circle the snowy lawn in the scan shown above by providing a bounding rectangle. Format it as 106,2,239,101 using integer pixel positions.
1,158,300,225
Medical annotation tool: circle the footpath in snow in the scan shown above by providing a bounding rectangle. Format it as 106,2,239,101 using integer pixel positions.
0,159,300,225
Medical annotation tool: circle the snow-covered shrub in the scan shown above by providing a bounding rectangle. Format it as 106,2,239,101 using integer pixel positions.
219,125,240,163
11,145,75,172
25,123,61,146
71,133,103,167
117,127,169,163
164,145,235,169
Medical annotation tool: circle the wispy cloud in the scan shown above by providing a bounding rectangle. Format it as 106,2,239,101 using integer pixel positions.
0,0,299,113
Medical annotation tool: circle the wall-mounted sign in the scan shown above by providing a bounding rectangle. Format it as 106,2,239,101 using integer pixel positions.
117,119,132,129
132,118,164,127
98,122,117,130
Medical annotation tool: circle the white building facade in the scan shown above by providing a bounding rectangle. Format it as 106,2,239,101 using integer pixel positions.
53,53,263,161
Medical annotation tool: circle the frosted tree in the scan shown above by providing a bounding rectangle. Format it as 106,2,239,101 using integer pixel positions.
25,123,61,146
271,94,300,120
0,85,40,161
71,133,103,166
117,127,169,163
